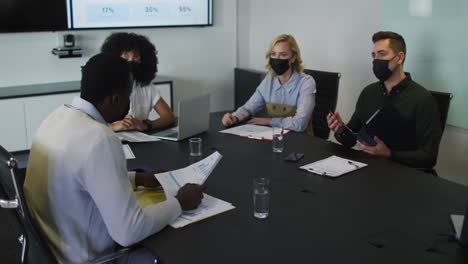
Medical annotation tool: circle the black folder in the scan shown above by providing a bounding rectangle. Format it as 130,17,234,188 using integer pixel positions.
356,104,404,147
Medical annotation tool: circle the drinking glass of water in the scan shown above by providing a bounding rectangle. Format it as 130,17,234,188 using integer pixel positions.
272,130,284,153
253,177,270,219
189,137,202,156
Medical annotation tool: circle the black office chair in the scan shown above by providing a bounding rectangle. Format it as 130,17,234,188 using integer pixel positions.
0,145,56,263
234,68,266,109
303,69,341,140
0,145,131,264
429,90,453,134
417,91,453,176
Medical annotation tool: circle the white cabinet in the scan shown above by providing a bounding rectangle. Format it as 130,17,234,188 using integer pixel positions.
0,92,79,152
24,93,79,148
0,98,28,151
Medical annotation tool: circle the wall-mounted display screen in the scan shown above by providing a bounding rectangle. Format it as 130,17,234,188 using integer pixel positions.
0,0,213,33
67,0,212,29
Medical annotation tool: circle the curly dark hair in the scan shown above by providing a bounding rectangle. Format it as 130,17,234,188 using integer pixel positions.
101,32,158,86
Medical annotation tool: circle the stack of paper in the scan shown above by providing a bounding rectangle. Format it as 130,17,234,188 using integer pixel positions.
171,194,235,228
220,124,289,141
300,155,367,178
154,151,235,228
117,131,161,142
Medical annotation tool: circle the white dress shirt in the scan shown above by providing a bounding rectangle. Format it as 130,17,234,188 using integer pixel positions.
24,96,181,264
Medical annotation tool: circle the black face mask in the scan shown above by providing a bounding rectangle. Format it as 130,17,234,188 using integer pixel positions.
372,55,398,81
269,58,290,76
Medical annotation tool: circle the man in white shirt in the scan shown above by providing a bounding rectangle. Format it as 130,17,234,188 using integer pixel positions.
24,53,204,264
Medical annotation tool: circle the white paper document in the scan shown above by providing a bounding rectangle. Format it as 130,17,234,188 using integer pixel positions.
300,155,367,178
155,151,223,197
154,151,233,228
170,194,235,228
122,144,135,159
117,131,161,143
220,124,289,140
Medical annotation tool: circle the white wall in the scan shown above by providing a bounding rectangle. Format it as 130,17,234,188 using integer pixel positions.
437,126,468,186
0,0,237,112
237,0,382,122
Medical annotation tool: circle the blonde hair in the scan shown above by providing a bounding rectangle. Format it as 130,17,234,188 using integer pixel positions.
265,34,304,76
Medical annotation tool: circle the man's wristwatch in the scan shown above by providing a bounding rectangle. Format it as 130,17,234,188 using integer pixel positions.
143,119,153,131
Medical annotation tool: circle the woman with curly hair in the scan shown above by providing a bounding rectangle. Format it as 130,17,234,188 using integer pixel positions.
101,32,176,132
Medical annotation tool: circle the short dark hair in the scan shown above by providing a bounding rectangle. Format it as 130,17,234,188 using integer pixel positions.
101,32,158,86
80,53,132,105
372,31,406,63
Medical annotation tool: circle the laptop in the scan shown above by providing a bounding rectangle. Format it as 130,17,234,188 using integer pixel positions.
152,94,210,141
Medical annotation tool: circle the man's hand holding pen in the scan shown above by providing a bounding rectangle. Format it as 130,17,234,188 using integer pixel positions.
327,111,345,134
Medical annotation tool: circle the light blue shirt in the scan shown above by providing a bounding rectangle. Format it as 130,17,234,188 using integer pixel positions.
232,71,316,132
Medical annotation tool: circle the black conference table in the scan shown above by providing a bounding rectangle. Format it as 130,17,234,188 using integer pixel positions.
127,112,468,264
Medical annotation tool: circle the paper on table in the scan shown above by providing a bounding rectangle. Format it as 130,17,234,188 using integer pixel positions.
220,124,289,140
117,131,161,142
300,155,367,178
155,151,222,197
122,144,135,159
170,194,235,228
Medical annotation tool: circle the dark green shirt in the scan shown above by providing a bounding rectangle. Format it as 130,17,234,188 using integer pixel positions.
335,73,442,168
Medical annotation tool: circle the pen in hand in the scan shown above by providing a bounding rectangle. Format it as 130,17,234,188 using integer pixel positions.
328,109,354,134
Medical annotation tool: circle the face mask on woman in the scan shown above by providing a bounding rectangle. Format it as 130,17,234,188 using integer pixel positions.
269,58,290,76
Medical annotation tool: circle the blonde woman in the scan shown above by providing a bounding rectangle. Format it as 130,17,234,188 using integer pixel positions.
222,34,316,133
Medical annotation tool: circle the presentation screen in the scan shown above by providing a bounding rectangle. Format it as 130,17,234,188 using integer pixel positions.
67,0,213,29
